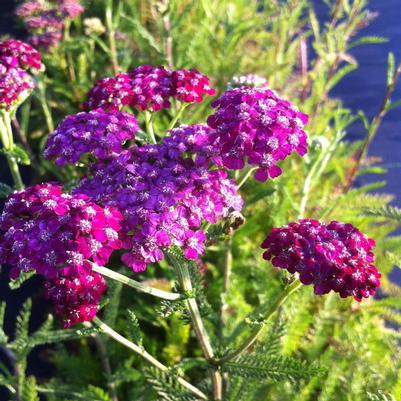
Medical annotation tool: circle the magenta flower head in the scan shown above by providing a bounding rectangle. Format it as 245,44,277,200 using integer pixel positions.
44,109,139,166
207,87,308,181
128,65,174,111
0,65,35,110
45,266,106,328
172,69,215,103
261,219,381,301
76,130,243,272
0,183,123,280
0,39,42,70
85,73,135,111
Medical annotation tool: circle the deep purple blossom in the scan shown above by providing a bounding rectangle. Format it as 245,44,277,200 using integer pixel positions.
261,219,381,301
0,65,35,110
44,109,139,166
0,39,42,70
172,69,215,103
85,73,136,111
0,183,123,280
45,265,107,328
207,87,308,181
76,130,243,271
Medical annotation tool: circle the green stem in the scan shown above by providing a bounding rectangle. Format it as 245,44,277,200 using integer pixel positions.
92,264,181,301
220,236,233,329
220,280,302,363
106,0,119,75
93,317,208,400
144,110,157,144
169,255,223,400
0,112,24,190
168,103,188,131
237,167,258,189
37,77,54,132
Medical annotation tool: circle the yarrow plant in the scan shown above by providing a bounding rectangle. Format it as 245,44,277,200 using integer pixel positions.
1,7,398,395
261,219,381,301
15,0,84,49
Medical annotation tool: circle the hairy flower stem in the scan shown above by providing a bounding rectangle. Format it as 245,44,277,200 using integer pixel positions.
106,0,119,75
93,317,208,400
237,167,258,189
168,103,188,130
220,280,302,363
91,333,119,401
220,236,233,329
144,110,157,144
36,77,55,132
92,264,181,301
171,257,223,400
0,112,24,190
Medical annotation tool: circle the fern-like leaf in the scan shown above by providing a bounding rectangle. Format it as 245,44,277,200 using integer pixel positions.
21,376,39,401
145,368,201,401
224,354,322,384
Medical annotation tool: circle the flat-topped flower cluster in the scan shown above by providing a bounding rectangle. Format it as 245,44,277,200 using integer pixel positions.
86,65,216,111
16,0,84,49
261,219,381,301
0,58,381,327
0,39,41,110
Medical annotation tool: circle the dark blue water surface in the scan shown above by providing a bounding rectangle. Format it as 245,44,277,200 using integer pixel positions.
316,1,401,203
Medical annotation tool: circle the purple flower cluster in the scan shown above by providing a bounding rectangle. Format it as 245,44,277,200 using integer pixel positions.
44,109,139,166
45,266,107,328
15,0,84,49
261,219,381,301
0,65,35,110
76,126,243,271
0,39,42,71
86,65,215,112
207,87,308,181
0,183,123,280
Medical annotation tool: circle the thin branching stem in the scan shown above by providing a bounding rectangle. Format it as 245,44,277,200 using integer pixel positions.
92,264,182,301
36,77,55,133
237,167,258,189
170,255,223,400
144,110,157,143
167,103,188,131
106,0,119,75
344,60,401,192
220,280,302,363
0,112,24,191
93,318,208,400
